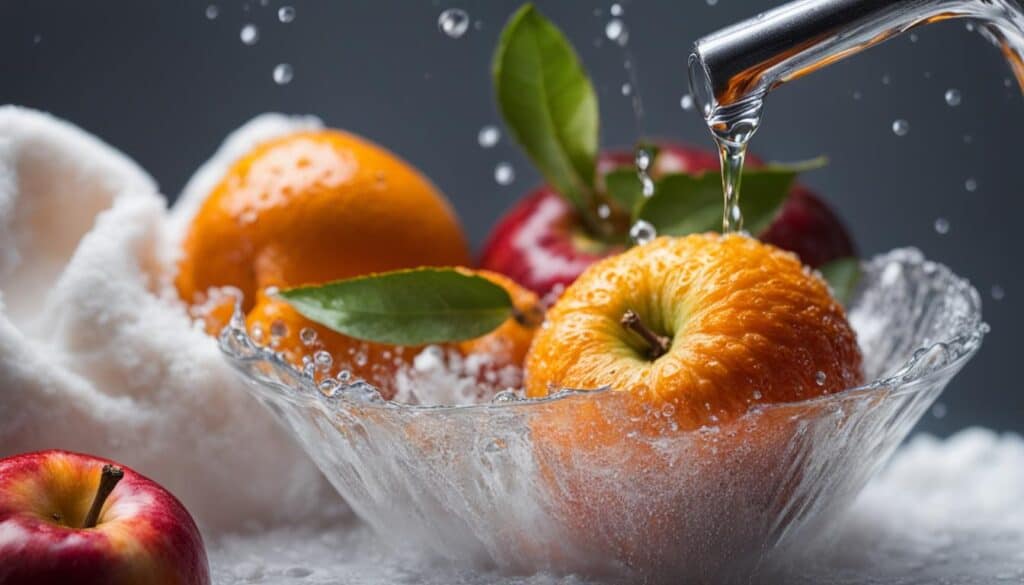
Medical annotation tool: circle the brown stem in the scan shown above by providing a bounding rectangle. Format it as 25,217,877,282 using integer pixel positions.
621,310,670,359
82,464,123,529
511,305,544,329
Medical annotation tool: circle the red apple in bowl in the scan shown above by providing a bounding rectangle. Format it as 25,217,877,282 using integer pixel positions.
480,142,856,297
0,450,209,585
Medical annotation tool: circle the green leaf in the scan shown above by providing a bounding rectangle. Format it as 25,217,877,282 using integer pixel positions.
278,269,514,346
493,3,599,212
818,257,861,305
604,168,644,213
635,167,799,237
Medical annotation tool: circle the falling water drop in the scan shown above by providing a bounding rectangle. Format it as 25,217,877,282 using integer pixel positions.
621,83,632,96
680,94,695,111
629,220,656,245
477,126,500,148
272,64,294,85
934,217,950,235
597,204,611,219
605,19,629,46
991,285,1006,301
494,163,515,186
240,24,260,45
438,8,470,38
965,178,978,192
278,6,296,23
706,0,719,5
892,119,910,136
944,88,962,106
205,4,219,20
610,3,623,16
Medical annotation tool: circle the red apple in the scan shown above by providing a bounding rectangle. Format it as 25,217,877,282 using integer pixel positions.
479,142,855,297
0,450,209,585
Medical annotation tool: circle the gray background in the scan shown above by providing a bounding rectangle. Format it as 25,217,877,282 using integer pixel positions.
2,0,1020,434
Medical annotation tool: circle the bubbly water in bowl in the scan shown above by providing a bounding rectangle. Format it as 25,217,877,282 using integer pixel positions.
219,248,984,583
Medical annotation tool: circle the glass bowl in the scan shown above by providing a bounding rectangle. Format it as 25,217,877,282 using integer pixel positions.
219,248,985,583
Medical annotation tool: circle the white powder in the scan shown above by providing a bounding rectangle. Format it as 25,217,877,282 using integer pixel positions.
0,107,339,533
208,428,1024,584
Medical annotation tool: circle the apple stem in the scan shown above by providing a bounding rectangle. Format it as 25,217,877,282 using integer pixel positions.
511,305,543,328
82,464,124,529
621,310,670,359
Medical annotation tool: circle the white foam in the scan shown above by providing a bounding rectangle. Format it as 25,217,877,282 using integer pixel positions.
0,107,337,533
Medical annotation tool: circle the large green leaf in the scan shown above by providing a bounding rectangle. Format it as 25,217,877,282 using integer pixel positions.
635,167,800,237
493,4,598,212
279,269,514,346
818,257,861,305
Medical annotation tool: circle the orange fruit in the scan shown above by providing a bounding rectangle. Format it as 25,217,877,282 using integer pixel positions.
521,233,863,576
525,233,863,429
176,129,472,334
245,269,539,399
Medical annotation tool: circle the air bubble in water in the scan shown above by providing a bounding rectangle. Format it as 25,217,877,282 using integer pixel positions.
272,64,293,85
752,390,763,400
477,125,500,148
944,88,962,106
205,4,219,19
629,220,656,245
240,24,259,45
965,178,978,192
494,163,515,186
605,19,628,46
610,3,623,16
991,285,1005,301
438,8,470,38
680,94,695,111
278,6,295,23
892,119,909,136
337,369,352,383
934,217,950,235
269,320,287,338
314,350,333,371
815,371,827,386
318,379,339,396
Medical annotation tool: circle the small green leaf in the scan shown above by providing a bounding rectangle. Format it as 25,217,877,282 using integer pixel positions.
635,167,798,237
604,168,644,213
279,269,514,346
818,257,861,304
493,4,599,212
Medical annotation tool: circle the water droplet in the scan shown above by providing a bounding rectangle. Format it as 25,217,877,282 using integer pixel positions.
965,178,978,192
706,0,719,5
620,83,632,96
629,220,656,245
963,134,974,144
300,328,318,346
250,325,265,344
991,284,1006,301
660,403,676,417
314,350,333,370
881,74,891,85
931,402,947,419
438,8,470,38
240,24,260,45
944,88,962,106
494,163,515,186
610,3,623,16
852,90,862,100
635,148,652,172
605,19,628,46
934,217,950,235
909,32,919,42
477,125,500,148
492,389,519,403
337,369,352,383
269,321,287,343
277,6,295,23
205,4,219,20
815,371,827,386
752,390,763,400
272,63,293,85
680,94,695,111
597,204,611,219
318,379,339,396
965,21,976,32
892,119,909,136
1004,77,1014,88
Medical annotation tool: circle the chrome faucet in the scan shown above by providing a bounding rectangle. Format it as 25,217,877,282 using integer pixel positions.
688,0,1024,117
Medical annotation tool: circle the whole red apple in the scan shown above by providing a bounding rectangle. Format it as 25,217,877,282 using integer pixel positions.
479,142,856,297
0,450,209,585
